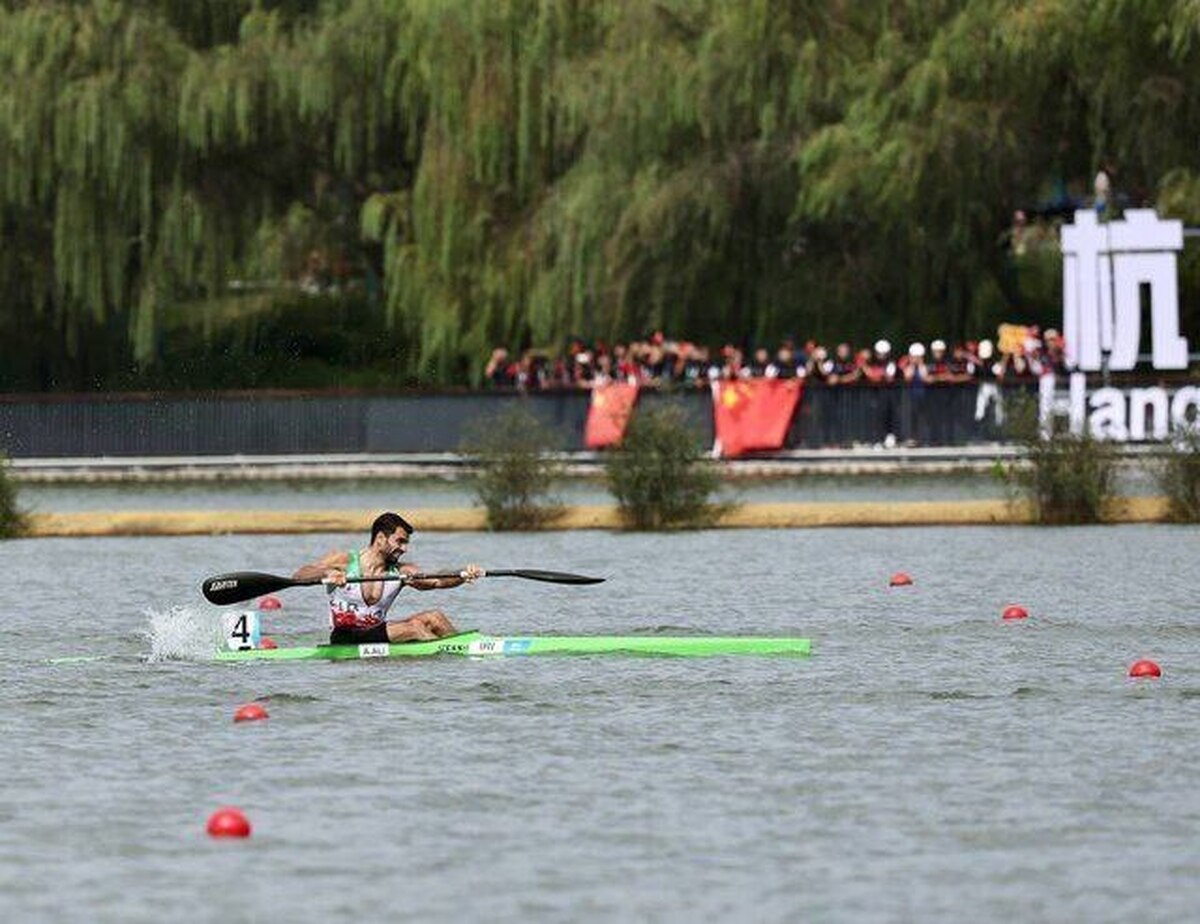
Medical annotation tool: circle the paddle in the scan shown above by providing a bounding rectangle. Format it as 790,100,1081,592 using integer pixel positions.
201,568,604,606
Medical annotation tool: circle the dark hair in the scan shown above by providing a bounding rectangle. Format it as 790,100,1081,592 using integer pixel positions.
370,512,414,542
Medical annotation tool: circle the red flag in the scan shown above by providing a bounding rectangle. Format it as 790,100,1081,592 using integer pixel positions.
585,381,639,448
711,378,803,458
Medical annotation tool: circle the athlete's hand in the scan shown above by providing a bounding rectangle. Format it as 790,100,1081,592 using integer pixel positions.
322,568,347,587
460,564,485,583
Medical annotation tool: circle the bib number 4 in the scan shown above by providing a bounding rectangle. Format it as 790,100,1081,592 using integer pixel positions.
222,611,262,651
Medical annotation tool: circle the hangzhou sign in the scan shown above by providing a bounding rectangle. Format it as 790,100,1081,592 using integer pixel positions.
1061,209,1188,372
1042,209,1196,440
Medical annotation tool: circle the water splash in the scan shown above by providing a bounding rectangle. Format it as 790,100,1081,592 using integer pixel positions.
146,605,223,662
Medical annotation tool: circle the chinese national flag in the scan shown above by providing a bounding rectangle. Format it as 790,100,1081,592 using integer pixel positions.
585,381,640,448
711,378,803,458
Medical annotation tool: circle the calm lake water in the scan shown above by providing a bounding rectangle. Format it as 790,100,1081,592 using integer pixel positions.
2,525,1198,922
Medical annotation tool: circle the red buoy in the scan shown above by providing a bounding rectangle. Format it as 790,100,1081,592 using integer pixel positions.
1128,659,1162,679
258,595,282,611
206,807,251,838
889,572,913,587
233,703,268,723
1001,605,1029,621
259,637,278,650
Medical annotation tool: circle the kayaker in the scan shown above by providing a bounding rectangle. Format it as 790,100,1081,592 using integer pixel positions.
292,511,484,644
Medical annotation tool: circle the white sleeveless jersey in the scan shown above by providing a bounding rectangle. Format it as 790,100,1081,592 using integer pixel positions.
328,550,404,630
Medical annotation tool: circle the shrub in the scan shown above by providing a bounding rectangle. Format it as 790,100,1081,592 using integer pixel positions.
1158,427,1200,522
604,403,727,530
461,404,564,530
999,399,1119,524
0,455,28,539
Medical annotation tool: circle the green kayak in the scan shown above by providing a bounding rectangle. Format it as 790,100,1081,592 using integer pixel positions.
215,630,811,661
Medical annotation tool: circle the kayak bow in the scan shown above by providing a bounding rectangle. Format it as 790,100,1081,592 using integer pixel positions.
214,630,811,661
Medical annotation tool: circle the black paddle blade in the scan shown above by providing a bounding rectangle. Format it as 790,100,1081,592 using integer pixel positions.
202,571,300,605
490,569,605,585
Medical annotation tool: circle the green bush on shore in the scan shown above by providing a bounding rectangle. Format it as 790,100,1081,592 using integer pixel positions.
461,404,565,531
603,404,727,530
1158,427,1200,522
0,456,27,538
999,402,1119,524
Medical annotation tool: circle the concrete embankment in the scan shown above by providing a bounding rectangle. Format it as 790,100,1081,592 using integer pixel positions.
2,445,1094,482
24,497,1171,537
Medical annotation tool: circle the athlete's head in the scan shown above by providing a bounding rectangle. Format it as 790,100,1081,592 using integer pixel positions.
370,512,414,564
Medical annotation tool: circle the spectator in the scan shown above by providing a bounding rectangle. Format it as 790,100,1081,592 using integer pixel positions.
807,345,830,383
953,342,980,380
718,344,744,380
861,340,897,383
973,339,1004,427
679,343,708,385
1041,328,1067,374
748,347,772,377
592,351,614,386
773,344,804,379
827,342,860,384
1009,209,1030,257
1094,163,1112,216
485,347,515,387
900,342,928,384
996,341,1037,381
926,340,952,383
572,351,595,386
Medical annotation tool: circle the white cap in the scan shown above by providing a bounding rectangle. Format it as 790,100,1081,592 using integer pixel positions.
931,339,946,352
908,342,926,358
874,339,891,355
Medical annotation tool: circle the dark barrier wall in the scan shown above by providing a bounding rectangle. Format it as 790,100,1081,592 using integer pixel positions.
0,384,1032,458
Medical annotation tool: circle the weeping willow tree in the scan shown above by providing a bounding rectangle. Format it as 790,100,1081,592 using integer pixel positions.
796,0,1200,340
3,0,1200,391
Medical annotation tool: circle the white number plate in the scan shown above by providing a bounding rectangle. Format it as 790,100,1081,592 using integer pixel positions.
222,611,261,651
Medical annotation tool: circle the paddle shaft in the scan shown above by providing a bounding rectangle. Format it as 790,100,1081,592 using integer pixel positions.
202,568,603,606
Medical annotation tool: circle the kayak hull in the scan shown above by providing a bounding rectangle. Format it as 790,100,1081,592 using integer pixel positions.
214,630,811,661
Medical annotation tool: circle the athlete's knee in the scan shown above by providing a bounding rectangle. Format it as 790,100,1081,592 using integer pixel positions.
423,610,455,635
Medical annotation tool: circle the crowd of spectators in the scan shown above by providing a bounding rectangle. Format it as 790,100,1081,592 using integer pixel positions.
485,327,1068,391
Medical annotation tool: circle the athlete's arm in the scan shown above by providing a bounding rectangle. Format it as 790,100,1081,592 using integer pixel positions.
293,550,350,584
404,563,485,591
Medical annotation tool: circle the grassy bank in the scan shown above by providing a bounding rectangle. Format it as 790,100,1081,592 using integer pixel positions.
23,498,1172,537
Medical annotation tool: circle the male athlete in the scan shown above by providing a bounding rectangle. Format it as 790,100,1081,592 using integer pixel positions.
292,512,483,644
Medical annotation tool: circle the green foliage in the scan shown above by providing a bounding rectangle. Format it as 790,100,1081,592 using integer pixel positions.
1157,427,1200,522
461,404,564,531
0,456,28,539
1000,400,1119,525
603,403,725,530
5,1,1200,388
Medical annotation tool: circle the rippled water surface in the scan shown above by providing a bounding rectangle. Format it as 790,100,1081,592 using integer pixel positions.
2,525,1198,922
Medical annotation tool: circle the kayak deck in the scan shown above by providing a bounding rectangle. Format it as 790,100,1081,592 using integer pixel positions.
214,630,811,661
